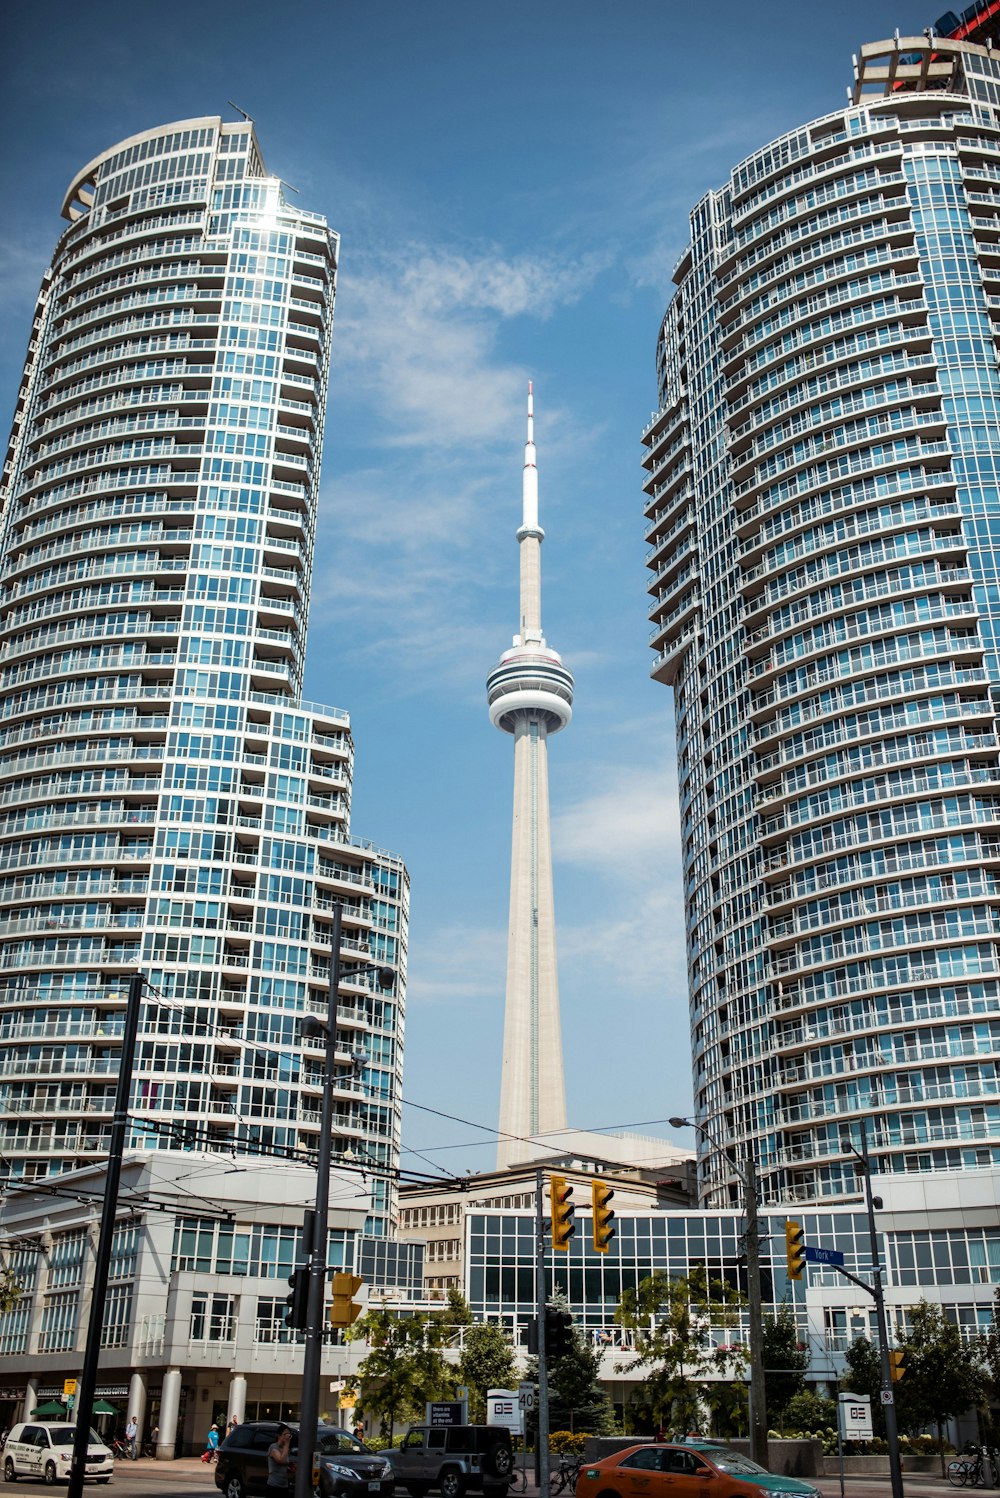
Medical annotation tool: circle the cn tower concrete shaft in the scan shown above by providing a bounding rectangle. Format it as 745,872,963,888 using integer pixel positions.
486,385,574,1170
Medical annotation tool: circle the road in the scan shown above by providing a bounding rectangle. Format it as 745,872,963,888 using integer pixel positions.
18,1458,977,1498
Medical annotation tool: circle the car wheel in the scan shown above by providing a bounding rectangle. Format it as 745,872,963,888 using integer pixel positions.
43,1464,57,1487
439,1470,464,1498
3,1459,16,1482
225,1475,246,1498
482,1447,513,1482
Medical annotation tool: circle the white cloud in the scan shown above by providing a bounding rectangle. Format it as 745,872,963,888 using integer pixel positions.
333,242,606,449
552,761,680,871
405,921,507,1007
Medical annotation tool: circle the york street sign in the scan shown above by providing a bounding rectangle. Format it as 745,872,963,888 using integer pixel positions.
803,1245,845,1267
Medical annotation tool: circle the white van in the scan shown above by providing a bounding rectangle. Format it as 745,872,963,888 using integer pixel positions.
2,1423,113,1484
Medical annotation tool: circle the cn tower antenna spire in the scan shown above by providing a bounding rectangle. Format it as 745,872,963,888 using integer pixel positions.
487,383,574,1169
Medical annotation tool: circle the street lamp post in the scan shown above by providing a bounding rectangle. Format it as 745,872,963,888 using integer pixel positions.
669,1116,768,1468
851,1121,904,1498
293,905,394,1498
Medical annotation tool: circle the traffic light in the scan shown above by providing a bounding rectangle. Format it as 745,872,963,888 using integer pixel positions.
785,1219,806,1280
285,1266,309,1330
889,1349,909,1384
550,1174,576,1252
544,1303,574,1359
330,1271,364,1328
523,1317,539,1355
592,1179,616,1253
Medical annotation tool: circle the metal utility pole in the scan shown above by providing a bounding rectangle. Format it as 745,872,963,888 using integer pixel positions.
669,1117,768,1467
294,903,343,1498
856,1122,905,1498
295,912,393,1498
68,972,144,1498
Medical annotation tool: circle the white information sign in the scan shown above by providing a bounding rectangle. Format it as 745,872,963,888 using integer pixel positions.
487,1389,522,1434
838,1392,873,1440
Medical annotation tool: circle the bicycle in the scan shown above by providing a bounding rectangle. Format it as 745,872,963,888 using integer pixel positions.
947,1443,1000,1487
110,1438,132,1462
507,1466,529,1493
549,1454,582,1494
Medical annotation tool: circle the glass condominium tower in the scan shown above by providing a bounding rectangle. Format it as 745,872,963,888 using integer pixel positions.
0,118,407,1231
644,35,1000,1208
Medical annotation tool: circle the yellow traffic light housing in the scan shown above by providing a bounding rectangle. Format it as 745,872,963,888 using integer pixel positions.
591,1179,616,1253
785,1219,805,1280
550,1174,576,1252
889,1349,908,1383
330,1271,364,1328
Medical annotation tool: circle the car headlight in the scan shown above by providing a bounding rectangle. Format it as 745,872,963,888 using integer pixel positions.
380,1463,393,1478
324,1463,360,1480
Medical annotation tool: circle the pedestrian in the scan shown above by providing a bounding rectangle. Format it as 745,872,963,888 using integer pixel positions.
267,1425,292,1490
353,1421,364,1443
125,1414,138,1461
227,1417,239,1438
204,1424,220,1463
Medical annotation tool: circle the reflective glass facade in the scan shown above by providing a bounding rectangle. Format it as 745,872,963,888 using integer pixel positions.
644,39,1000,1207
0,118,407,1232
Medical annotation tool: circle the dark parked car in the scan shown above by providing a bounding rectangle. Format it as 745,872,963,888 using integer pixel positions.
215,1421,395,1498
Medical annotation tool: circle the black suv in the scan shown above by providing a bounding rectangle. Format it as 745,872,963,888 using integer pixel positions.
215,1422,395,1498
384,1426,514,1498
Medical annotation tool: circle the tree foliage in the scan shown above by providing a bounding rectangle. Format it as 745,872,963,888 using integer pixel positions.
782,1390,838,1433
0,1268,22,1316
761,1303,809,1422
457,1322,518,1424
894,1301,988,1441
980,1287,1000,1420
345,1304,456,1437
616,1267,747,1435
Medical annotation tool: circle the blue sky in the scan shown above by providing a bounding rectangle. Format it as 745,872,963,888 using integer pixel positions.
0,0,932,1179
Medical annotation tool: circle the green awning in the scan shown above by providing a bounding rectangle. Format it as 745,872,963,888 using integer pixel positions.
31,1401,67,1416
92,1402,119,1415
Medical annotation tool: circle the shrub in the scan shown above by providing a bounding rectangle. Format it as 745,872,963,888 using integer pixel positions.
549,1432,589,1455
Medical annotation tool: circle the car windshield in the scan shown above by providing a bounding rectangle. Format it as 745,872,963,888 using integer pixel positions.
704,1451,767,1476
318,1433,365,1456
49,1430,100,1447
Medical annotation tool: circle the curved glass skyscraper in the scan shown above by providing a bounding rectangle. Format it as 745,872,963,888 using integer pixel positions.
0,118,407,1231
646,35,1000,1207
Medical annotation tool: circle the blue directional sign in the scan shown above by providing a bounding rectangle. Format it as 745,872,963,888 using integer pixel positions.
804,1245,844,1267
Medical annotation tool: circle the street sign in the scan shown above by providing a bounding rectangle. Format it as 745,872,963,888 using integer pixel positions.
63,1380,77,1399
880,1390,894,1405
838,1394,873,1441
803,1245,845,1267
518,1381,536,1412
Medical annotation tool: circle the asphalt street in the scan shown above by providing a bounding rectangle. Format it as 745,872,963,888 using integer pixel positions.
52,1458,989,1498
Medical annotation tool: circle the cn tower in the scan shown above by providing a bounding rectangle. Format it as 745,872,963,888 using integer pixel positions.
487,385,574,1170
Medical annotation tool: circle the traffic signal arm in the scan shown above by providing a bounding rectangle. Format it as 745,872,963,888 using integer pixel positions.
785,1219,805,1280
591,1179,616,1253
550,1175,576,1252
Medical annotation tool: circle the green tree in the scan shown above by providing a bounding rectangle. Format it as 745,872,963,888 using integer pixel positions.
523,1292,615,1438
762,1303,809,1424
457,1322,518,1424
895,1301,988,1470
702,1381,748,1439
0,1267,22,1315
782,1390,838,1434
979,1286,1000,1436
346,1304,456,1438
616,1267,747,1435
